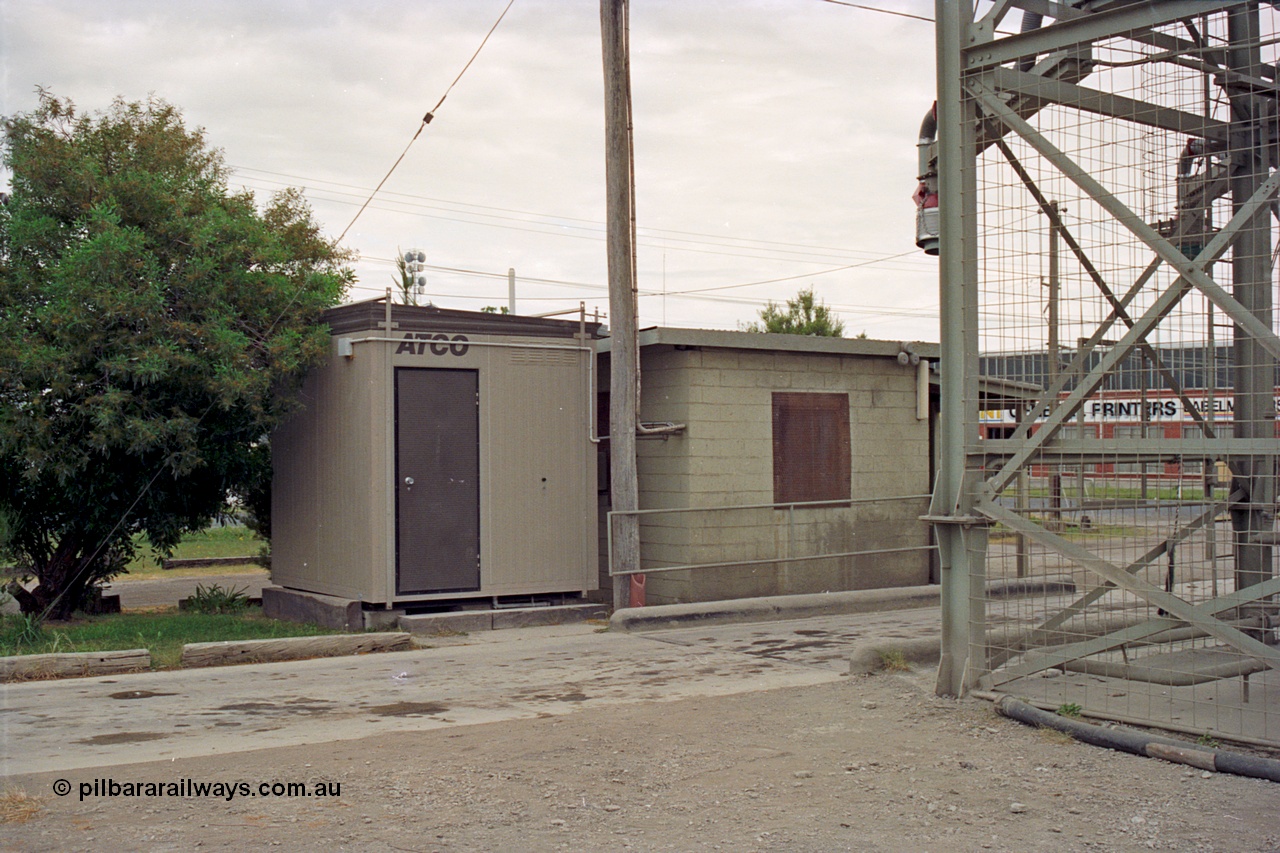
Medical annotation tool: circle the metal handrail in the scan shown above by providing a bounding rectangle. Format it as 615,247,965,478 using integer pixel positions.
606,494,934,579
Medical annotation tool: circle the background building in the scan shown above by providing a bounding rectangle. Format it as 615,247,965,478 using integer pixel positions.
598,328,939,605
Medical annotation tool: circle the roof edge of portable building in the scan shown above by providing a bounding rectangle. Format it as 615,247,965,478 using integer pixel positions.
323,297,605,339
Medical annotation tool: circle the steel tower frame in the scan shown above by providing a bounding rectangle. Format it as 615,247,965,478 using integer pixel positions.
930,1,1280,704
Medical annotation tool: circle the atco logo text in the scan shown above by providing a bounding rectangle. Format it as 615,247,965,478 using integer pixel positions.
396,333,470,356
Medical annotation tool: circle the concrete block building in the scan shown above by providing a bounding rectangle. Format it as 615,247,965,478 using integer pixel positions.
597,328,939,605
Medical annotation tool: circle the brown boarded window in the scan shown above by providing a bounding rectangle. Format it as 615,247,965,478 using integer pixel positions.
772,392,850,504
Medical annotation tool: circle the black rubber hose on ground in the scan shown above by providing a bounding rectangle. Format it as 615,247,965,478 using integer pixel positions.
995,695,1280,784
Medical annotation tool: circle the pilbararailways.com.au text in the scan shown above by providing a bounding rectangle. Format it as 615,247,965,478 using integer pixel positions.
57,778,341,802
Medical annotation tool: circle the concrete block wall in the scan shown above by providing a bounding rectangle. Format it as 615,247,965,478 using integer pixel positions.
632,345,932,605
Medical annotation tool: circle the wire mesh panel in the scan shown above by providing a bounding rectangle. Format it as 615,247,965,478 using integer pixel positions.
932,2,1280,747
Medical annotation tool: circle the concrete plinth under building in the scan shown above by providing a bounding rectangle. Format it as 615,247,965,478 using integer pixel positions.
262,585,608,634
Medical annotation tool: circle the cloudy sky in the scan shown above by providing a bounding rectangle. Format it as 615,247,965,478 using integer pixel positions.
0,0,943,341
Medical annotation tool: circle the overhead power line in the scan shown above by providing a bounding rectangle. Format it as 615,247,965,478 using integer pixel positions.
361,254,927,302
338,0,518,241
817,0,1024,35
352,256,938,320
234,168,934,273
237,164,910,261
819,0,932,24
670,252,920,296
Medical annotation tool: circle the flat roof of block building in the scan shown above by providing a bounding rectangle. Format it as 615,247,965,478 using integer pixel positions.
595,327,940,360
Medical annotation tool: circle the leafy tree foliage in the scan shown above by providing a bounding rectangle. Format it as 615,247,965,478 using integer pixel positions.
0,93,353,617
745,287,845,337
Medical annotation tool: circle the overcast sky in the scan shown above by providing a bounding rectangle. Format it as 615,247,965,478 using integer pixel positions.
0,0,943,341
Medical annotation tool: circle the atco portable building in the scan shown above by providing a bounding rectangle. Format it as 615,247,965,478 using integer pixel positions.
271,298,601,609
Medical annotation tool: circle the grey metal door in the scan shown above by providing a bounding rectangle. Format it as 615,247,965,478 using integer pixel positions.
395,367,480,594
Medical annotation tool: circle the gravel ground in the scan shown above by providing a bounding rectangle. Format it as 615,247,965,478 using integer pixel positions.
5,668,1278,852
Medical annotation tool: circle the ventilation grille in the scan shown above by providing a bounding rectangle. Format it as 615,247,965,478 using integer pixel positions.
508,348,579,366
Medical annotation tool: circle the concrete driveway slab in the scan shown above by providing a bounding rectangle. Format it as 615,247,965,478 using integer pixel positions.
1,623,841,777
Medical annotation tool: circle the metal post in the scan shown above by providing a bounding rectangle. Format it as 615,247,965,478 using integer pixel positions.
787,504,795,562
1139,350,1149,501
1047,200,1063,529
601,0,641,612
933,0,986,697
508,267,516,315
1226,6,1275,617
1016,467,1029,579
1076,341,1087,507
1206,302,1219,573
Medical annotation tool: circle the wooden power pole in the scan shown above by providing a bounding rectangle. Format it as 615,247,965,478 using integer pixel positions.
601,0,641,610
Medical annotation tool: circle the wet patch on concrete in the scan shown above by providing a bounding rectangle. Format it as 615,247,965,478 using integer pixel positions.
765,639,839,651
76,731,169,745
511,689,593,704
364,701,449,717
217,702,279,713
741,638,844,659
209,699,337,715
109,690,177,700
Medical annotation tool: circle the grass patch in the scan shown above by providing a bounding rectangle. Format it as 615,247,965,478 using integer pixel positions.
1023,483,1229,503
0,608,338,670
1080,482,1230,502
1058,523,1144,540
124,526,265,578
876,648,911,673
989,520,1144,543
186,583,251,615
1056,702,1083,718
1037,727,1077,746
0,788,42,825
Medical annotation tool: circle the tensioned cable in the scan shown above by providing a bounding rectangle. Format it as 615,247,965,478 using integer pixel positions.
819,0,931,24
31,402,219,622
258,0,519,342
19,0,530,617
817,0,1022,33
342,280,940,321
240,169,933,268
344,262,938,318
337,0,517,242
357,254,931,300
236,164,936,263
670,251,920,296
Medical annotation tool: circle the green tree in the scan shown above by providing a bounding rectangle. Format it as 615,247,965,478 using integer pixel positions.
745,287,845,337
0,92,353,617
